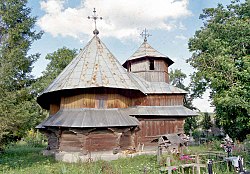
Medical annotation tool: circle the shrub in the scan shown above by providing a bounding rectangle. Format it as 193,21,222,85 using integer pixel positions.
192,129,204,142
210,140,223,151
23,129,46,147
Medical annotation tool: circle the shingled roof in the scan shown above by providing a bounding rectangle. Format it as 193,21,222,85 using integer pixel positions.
123,40,174,68
129,73,187,94
37,35,144,108
36,108,139,128
42,36,142,93
36,106,197,129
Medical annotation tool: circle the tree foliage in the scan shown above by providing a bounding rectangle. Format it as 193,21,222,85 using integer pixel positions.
188,0,250,141
201,112,212,131
33,47,78,94
169,69,198,134
0,0,43,148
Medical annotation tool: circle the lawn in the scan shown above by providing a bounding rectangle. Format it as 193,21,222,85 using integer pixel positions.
0,144,159,174
0,143,249,174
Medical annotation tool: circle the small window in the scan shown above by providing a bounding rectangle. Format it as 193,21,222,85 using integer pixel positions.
128,62,131,72
149,60,154,70
96,96,107,108
98,99,105,108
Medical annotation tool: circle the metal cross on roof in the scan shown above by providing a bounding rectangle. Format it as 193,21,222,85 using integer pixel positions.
140,28,151,42
88,8,103,35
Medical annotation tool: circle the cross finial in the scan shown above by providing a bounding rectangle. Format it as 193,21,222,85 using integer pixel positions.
88,8,103,35
140,28,151,42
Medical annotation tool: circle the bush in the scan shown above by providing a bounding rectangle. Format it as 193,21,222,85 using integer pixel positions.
210,140,223,151
23,129,46,147
244,134,250,150
192,130,202,141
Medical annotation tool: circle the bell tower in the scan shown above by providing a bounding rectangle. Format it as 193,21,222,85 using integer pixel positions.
122,29,174,83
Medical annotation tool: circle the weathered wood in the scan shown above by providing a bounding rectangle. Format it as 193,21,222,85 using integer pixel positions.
130,59,169,83
60,92,132,109
49,103,60,115
138,95,184,106
195,154,201,174
86,133,118,151
135,118,185,146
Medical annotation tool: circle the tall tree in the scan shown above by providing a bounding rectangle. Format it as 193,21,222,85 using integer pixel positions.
188,0,250,141
33,47,77,94
169,69,198,134
0,0,42,148
201,112,212,131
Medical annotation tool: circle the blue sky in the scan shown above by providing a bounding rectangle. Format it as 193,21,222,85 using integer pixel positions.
27,0,234,112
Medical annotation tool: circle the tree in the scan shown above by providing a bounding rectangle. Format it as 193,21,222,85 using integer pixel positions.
188,0,250,141
33,47,78,94
201,112,212,131
169,69,198,134
0,0,43,148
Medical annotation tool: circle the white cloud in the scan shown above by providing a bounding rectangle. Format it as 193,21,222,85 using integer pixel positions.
178,22,187,30
38,0,191,40
193,90,215,113
175,34,187,40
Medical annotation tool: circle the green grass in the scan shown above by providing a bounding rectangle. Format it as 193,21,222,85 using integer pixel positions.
0,144,159,174
0,143,249,174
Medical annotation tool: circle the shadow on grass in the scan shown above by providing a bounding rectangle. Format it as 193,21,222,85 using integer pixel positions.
0,144,56,171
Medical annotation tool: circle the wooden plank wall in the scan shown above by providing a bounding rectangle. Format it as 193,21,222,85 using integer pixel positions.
134,94,184,106
130,59,169,83
130,60,148,72
135,118,185,146
130,59,168,72
133,71,169,83
60,93,132,109
54,93,184,114
49,103,60,115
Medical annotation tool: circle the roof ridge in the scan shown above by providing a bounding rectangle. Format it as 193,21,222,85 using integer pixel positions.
38,35,144,106
122,40,174,67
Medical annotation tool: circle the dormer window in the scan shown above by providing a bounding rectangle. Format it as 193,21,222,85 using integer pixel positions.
149,60,154,70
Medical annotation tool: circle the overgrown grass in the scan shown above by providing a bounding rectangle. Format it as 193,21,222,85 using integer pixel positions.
0,143,249,174
0,144,159,174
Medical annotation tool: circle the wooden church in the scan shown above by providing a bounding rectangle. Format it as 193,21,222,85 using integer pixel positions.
37,10,197,154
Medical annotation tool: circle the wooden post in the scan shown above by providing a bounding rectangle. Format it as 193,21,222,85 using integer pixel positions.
157,146,162,164
238,156,244,173
207,159,213,174
166,157,171,166
166,157,172,174
181,167,184,174
195,154,200,174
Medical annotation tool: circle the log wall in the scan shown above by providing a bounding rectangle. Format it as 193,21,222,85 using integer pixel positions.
47,128,137,152
59,131,85,152
85,132,118,152
45,118,185,152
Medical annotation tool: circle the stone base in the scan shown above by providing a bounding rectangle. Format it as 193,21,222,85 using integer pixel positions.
42,149,57,156
52,149,156,163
